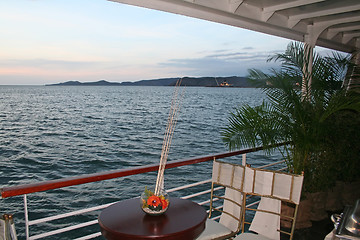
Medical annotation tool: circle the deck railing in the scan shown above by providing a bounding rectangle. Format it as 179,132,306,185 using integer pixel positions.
1,143,288,240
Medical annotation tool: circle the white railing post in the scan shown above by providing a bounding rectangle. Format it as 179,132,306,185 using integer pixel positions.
23,194,30,240
5,146,287,240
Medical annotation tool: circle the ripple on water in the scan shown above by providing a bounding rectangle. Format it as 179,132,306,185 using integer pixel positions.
0,86,272,238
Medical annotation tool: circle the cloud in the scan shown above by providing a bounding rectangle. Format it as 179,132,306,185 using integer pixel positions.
160,58,244,76
0,59,103,70
159,49,281,77
0,58,114,84
205,51,271,61
242,47,255,50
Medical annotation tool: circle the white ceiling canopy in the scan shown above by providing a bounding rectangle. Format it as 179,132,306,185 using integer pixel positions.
109,0,360,53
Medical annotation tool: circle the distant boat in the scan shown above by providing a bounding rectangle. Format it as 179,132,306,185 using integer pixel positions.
218,80,233,87
213,77,233,87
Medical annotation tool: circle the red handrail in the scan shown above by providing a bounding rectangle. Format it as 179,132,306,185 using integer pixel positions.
1,144,287,198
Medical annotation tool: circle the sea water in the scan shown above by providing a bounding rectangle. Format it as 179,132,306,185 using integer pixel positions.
0,85,280,239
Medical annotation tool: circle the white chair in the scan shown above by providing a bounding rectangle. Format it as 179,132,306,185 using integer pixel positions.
234,166,304,240
196,159,245,240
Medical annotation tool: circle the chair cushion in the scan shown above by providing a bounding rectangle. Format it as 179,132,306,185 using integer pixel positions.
233,232,272,240
196,219,233,240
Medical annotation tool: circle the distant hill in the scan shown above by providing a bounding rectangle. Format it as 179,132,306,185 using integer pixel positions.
122,76,251,87
46,76,252,87
46,80,121,86
178,76,251,87
120,78,179,86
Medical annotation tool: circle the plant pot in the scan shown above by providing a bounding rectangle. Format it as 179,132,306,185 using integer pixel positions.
281,199,312,229
140,188,169,216
326,181,344,212
307,192,328,221
342,180,360,206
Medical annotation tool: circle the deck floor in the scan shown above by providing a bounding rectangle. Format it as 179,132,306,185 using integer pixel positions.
292,211,337,240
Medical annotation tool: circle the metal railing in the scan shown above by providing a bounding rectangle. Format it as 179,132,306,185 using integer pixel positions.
1,143,288,240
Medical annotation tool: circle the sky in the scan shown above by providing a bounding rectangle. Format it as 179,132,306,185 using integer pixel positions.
0,0,294,85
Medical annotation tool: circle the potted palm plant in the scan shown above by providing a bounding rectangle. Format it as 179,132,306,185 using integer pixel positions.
221,42,360,227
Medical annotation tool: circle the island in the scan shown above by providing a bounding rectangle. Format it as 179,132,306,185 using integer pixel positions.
46,80,122,86
46,76,252,88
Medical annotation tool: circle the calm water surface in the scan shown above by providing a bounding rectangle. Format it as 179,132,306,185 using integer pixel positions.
0,86,279,239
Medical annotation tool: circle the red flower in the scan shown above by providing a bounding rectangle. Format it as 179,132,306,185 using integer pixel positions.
160,198,168,209
147,196,161,207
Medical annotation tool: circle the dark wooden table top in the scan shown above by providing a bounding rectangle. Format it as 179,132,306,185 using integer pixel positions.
98,197,207,240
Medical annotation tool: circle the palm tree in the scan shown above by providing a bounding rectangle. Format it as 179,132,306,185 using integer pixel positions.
221,42,360,192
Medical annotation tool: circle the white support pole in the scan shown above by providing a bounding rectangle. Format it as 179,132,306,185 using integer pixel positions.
242,153,246,166
347,42,360,93
23,195,30,240
302,25,315,101
301,42,314,101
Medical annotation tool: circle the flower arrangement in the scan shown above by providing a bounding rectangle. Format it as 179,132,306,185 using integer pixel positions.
154,79,184,196
140,79,184,216
141,187,169,215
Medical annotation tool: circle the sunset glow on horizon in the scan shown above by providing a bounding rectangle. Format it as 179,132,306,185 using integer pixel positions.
0,0,293,85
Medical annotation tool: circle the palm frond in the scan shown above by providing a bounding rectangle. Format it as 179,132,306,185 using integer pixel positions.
221,102,289,152
223,41,359,186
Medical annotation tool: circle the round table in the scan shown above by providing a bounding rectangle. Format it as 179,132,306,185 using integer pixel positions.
98,197,207,240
